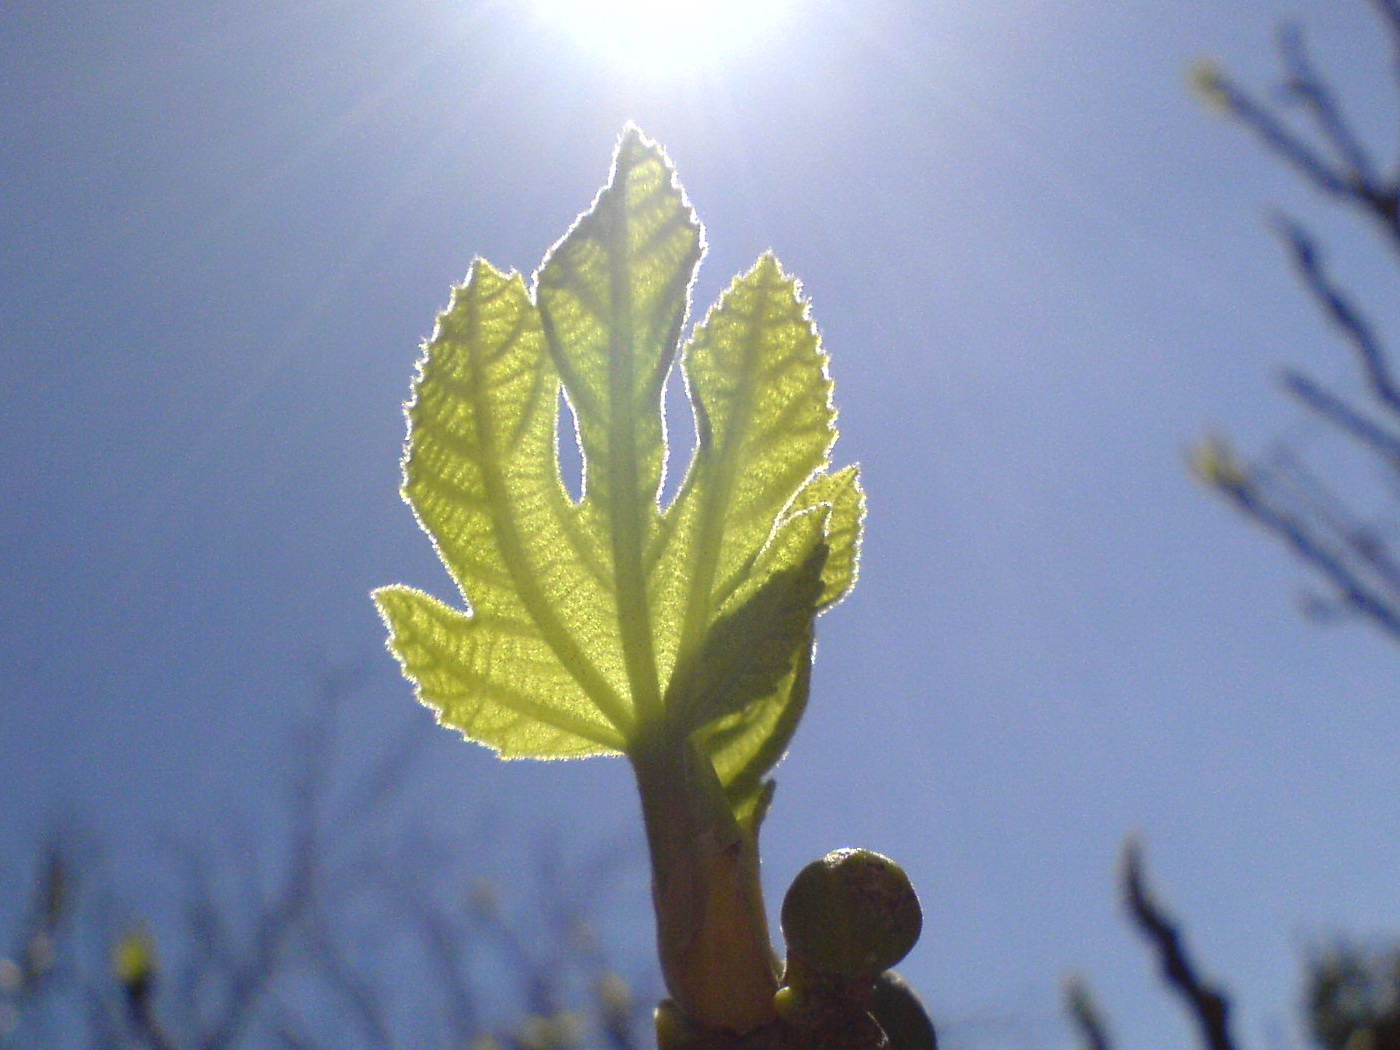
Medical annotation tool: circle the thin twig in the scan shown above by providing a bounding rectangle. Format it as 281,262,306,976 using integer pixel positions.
1211,74,1355,200
1065,977,1114,1050
1274,216,1400,413
1273,452,1400,599
1121,841,1237,1050
1282,371,1400,464
303,913,397,1050
1279,24,1378,184
1363,0,1400,109
1214,467,1400,641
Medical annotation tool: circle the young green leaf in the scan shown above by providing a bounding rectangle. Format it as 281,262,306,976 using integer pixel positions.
535,130,705,727
376,126,862,775
377,126,867,1034
376,256,644,756
668,527,828,734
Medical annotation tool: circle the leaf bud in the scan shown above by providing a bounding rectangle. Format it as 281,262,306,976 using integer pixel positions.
1190,435,1249,493
781,849,921,981
114,926,157,1006
1188,58,1233,113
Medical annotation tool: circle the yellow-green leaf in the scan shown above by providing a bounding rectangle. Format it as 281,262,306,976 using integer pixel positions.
787,464,865,611
696,639,813,832
378,127,860,776
669,535,827,734
688,505,831,799
375,586,625,757
379,258,632,756
654,254,836,675
537,128,703,725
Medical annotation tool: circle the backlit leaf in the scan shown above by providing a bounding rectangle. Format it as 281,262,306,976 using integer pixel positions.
377,127,860,786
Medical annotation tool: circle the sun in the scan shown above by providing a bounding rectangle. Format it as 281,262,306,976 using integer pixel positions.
531,0,801,76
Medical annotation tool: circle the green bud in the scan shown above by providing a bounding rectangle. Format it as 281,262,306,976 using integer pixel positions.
781,849,922,980
1187,58,1232,113
114,925,157,1006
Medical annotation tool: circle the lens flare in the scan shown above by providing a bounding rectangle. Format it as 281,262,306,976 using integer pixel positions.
531,0,800,76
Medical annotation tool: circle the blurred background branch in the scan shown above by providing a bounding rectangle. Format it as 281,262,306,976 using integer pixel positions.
1119,844,1235,1050
1081,6,1400,1050
1193,0,1400,643
1,670,652,1050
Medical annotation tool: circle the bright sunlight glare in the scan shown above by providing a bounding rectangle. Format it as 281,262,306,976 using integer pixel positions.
531,0,801,77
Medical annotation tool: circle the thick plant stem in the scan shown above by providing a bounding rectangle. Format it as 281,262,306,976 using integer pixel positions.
631,733,780,1035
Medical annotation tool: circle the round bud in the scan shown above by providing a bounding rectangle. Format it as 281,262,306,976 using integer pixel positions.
653,1000,695,1050
772,985,805,1025
870,971,938,1050
781,848,922,979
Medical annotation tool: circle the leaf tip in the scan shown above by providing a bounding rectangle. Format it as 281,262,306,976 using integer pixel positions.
754,249,784,275
618,119,648,149
369,583,414,637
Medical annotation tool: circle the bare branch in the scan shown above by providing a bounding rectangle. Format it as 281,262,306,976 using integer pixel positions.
1278,24,1379,186
1272,451,1400,596
1207,71,1356,201
1064,977,1114,1050
1121,841,1237,1050
1210,464,1400,641
125,984,180,1050
0,675,645,1049
396,896,482,1046
302,914,396,1050
1274,217,1400,413
1363,0,1400,104
1282,371,1400,464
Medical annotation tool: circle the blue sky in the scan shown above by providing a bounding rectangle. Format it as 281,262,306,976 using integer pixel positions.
4,1,1400,1047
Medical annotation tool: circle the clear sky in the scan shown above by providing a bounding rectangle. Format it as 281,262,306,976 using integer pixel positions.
4,1,1400,1048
